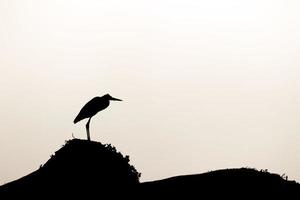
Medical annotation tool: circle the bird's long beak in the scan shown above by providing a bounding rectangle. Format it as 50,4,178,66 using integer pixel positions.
110,96,122,101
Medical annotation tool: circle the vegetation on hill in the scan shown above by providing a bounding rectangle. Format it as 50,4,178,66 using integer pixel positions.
0,139,140,198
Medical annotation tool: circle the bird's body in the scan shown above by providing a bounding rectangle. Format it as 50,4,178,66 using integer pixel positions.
74,97,110,124
74,94,122,141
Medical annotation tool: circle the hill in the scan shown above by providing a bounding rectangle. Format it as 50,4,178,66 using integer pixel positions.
0,139,140,199
0,139,299,199
139,168,300,199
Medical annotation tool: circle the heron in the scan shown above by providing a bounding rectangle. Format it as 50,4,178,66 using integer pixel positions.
73,94,122,141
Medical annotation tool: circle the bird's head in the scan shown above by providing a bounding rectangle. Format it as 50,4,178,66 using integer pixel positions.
104,94,122,101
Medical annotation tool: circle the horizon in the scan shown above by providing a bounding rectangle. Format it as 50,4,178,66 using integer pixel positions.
0,0,300,184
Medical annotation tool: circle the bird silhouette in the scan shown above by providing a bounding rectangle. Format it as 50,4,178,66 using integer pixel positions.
74,94,122,141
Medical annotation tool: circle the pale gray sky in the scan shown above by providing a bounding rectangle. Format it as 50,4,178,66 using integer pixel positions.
0,0,300,184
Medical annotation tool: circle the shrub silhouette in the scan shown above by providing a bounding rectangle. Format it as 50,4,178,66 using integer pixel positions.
0,139,140,198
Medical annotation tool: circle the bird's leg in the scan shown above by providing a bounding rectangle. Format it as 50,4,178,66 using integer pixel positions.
86,118,91,141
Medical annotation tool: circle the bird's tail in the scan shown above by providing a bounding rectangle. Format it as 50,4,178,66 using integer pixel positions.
73,117,80,124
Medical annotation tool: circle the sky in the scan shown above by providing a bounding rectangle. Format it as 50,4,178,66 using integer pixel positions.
0,0,300,184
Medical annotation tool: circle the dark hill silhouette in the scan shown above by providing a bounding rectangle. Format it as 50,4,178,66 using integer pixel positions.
0,139,299,199
0,139,140,199
139,168,300,199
